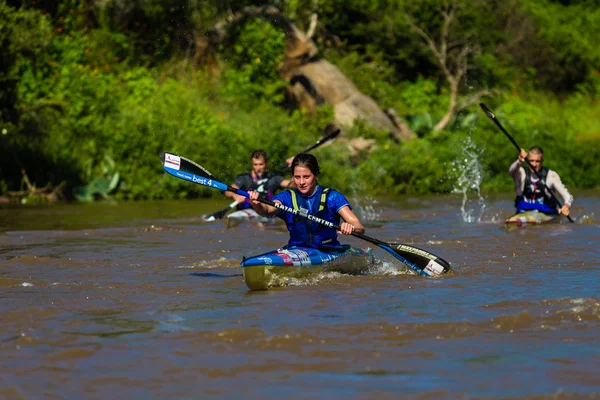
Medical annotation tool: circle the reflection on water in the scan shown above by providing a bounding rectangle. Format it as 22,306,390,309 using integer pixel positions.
0,193,599,399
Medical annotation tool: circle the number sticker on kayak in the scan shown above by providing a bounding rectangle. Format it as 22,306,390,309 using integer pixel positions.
275,249,311,266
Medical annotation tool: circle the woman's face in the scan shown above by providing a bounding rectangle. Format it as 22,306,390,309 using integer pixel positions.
293,166,317,195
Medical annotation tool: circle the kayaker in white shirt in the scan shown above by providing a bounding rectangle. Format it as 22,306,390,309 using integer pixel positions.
509,146,573,216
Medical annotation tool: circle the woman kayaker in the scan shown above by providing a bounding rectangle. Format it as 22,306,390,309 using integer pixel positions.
248,153,365,248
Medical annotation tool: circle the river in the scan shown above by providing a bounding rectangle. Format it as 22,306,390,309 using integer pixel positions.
1,192,598,399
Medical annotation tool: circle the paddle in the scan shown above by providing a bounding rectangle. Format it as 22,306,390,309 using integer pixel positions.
479,103,575,223
203,200,239,221
202,125,342,222
161,152,452,277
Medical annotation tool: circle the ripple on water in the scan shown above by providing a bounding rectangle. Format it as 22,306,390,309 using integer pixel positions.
1,196,599,398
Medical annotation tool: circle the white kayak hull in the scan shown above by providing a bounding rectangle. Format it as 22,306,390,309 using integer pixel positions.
226,208,276,228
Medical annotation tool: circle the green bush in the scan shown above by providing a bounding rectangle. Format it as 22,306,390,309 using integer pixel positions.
1,0,599,202
218,20,287,108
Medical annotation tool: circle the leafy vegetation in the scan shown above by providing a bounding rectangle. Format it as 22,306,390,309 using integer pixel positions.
0,0,598,201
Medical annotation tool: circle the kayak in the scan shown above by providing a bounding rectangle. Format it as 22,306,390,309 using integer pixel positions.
241,245,375,290
226,208,276,228
504,209,560,228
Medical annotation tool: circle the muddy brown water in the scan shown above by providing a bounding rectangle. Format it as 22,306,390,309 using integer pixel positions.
1,193,598,399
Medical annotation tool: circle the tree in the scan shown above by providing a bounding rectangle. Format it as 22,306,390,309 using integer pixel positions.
406,0,492,132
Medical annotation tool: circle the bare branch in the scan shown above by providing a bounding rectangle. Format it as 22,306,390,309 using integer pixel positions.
454,44,472,83
405,17,445,68
406,0,483,133
385,108,416,141
306,13,318,39
438,2,455,64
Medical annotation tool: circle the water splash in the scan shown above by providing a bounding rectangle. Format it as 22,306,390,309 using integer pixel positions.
576,212,596,224
352,196,381,222
349,180,382,222
451,135,486,223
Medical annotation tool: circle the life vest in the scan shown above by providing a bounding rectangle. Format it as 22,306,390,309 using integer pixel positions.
287,186,340,247
514,167,558,214
237,173,272,209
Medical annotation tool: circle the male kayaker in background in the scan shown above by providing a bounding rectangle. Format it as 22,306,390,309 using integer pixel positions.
225,150,292,210
248,153,364,248
510,146,573,216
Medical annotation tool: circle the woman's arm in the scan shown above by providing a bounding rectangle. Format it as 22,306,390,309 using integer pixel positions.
279,179,295,189
248,191,281,217
337,205,365,235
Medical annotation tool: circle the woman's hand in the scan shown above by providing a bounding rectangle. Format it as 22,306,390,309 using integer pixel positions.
338,221,355,235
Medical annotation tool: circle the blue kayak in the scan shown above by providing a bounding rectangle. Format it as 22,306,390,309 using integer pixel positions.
241,245,375,290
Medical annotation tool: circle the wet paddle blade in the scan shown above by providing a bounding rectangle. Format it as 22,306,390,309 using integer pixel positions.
203,207,229,222
160,152,230,192
386,243,451,277
160,152,215,179
203,201,239,222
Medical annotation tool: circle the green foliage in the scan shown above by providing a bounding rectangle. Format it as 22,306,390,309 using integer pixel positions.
354,136,459,195
1,0,600,203
73,155,120,201
326,50,398,107
0,3,52,124
89,0,196,63
218,20,287,107
518,0,600,91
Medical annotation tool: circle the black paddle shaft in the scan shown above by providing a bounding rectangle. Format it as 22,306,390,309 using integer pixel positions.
274,126,341,173
479,103,574,223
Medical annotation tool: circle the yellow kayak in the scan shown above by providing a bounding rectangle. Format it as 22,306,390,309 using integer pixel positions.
504,210,559,228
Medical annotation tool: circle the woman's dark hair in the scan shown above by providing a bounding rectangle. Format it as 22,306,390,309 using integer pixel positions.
291,153,320,176
251,149,268,161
